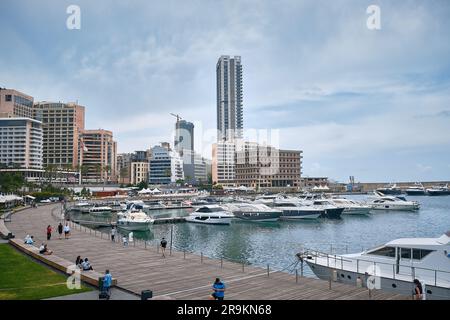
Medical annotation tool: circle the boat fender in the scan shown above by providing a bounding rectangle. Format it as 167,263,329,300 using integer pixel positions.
332,270,338,282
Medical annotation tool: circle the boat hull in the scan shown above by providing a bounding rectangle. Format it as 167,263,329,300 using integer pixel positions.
117,221,152,231
304,261,450,300
321,207,344,219
342,207,371,215
427,190,450,196
234,211,281,222
405,190,426,196
185,217,232,225
371,204,419,211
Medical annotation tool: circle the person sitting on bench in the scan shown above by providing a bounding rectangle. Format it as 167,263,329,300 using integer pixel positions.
39,243,53,255
81,258,93,271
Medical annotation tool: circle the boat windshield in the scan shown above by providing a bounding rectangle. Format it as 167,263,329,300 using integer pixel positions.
197,207,224,213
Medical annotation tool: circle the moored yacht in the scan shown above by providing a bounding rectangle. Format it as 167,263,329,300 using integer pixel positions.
89,206,113,215
272,199,323,220
369,194,420,211
405,183,426,196
72,202,92,214
117,210,154,231
330,198,372,215
185,205,234,225
427,184,450,196
297,232,450,299
224,203,281,222
376,183,402,195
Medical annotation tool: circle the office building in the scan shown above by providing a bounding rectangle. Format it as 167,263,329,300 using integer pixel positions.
212,141,236,186
130,162,149,185
149,143,184,185
79,129,117,183
33,101,85,169
0,88,34,118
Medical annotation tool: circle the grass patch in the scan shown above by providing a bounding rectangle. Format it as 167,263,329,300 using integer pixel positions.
0,244,91,300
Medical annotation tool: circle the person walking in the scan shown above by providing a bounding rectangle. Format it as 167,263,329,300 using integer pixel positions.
63,223,71,239
111,226,116,242
57,222,63,240
160,237,167,258
211,278,226,300
46,225,52,241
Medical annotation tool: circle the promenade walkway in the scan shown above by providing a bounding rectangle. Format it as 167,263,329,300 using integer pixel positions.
5,204,407,300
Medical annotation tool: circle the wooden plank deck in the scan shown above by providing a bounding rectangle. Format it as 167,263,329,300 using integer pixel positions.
5,204,407,300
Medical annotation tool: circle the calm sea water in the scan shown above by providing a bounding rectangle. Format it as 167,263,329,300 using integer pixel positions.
70,195,450,275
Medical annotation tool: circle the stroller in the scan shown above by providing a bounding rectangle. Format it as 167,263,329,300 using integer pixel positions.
98,277,110,300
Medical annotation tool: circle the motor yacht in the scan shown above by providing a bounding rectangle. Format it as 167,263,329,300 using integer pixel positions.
376,184,403,195
405,183,427,196
117,210,154,231
185,205,234,225
427,185,450,196
272,198,323,220
297,232,450,299
330,197,372,215
369,194,420,211
88,206,113,216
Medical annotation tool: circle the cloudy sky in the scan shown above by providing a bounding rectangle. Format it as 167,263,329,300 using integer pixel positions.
1,0,449,182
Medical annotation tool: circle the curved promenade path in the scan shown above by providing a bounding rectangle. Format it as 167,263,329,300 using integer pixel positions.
5,204,407,300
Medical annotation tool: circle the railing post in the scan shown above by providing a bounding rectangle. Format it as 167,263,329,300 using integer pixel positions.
157,243,159,253
267,264,270,277
242,262,245,272
301,260,304,277
435,270,437,286
393,265,395,280
296,269,298,283
145,241,147,249
220,257,223,268
330,244,333,254
201,252,203,264
184,250,186,260
357,260,359,273
345,245,348,254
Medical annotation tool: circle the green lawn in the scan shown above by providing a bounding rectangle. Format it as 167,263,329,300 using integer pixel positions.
0,244,92,300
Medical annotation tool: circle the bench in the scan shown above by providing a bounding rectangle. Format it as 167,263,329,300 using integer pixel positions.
9,239,117,288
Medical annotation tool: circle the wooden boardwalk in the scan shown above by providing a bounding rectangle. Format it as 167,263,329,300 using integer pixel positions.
5,205,407,300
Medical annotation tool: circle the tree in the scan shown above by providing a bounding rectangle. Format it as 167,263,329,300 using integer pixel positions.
0,172,25,193
136,180,148,190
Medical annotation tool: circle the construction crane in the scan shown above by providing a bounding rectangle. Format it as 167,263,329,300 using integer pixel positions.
170,113,182,123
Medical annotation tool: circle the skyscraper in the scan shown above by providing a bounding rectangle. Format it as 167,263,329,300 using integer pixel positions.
174,120,194,155
216,55,243,141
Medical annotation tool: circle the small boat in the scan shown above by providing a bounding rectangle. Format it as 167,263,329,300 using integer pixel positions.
330,198,372,215
404,183,427,196
376,184,403,195
117,210,154,231
225,203,281,222
427,185,450,196
272,199,323,220
297,232,450,300
88,206,112,215
72,202,92,214
368,194,419,211
185,205,234,225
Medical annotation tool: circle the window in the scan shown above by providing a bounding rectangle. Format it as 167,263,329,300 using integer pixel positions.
400,248,411,260
367,246,396,257
5,95,12,102
412,249,434,260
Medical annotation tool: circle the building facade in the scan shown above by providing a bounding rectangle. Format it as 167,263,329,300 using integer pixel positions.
174,120,194,155
216,55,243,141
149,144,184,185
117,153,133,185
212,141,236,186
79,129,117,183
0,118,43,169
130,162,149,185
33,102,85,170
0,88,34,118
235,142,302,188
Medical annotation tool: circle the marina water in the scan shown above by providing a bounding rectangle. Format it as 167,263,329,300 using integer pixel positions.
70,195,450,277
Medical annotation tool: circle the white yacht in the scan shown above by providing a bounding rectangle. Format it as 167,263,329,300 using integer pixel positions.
297,232,450,299
117,210,154,231
405,183,426,196
89,206,113,215
272,199,323,220
224,203,282,222
330,198,372,215
427,184,450,196
185,205,234,225
368,194,420,211
72,202,92,214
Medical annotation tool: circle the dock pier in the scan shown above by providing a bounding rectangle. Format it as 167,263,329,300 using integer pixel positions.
4,204,408,300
